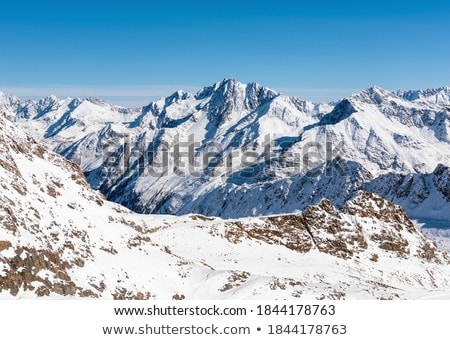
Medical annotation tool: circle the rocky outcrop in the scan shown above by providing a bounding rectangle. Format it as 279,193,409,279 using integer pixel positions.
221,191,447,263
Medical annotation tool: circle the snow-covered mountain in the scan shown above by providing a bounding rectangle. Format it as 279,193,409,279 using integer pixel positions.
1,111,450,299
397,86,450,107
163,158,373,218
1,80,450,226
326,86,449,167
366,164,450,223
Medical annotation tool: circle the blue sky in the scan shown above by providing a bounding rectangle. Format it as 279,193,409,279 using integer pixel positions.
1,0,450,105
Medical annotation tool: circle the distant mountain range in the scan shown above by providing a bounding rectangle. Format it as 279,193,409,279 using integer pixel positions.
2,79,449,227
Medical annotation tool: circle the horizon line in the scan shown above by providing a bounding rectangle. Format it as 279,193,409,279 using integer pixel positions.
1,83,448,107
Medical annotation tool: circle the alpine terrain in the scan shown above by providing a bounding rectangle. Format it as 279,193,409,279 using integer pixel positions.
1,80,449,225
1,80,450,299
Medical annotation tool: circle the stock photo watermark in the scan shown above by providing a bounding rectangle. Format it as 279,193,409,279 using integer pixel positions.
98,132,345,180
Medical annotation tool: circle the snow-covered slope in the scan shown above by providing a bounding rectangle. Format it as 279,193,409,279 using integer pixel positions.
1,81,450,223
304,86,450,174
165,158,373,218
366,164,450,224
1,112,450,299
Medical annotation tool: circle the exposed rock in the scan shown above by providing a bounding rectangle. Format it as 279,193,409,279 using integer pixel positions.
303,199,368,259
225,215,313,253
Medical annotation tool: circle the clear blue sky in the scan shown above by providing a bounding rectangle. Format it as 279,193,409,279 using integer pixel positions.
1,0,450,105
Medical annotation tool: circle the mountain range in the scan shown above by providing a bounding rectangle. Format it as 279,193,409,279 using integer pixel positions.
1,80,449,228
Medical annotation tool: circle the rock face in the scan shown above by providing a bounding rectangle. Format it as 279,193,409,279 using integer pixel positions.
1,111,450,299
172,158,374,218
365,164,450,221
344,192,427,258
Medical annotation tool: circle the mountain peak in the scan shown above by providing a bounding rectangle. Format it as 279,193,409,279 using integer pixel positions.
0,91,21,116
355,85,393,99
214,77,241,89
368,85,387,92
192,79,279,123
164,89,194,106
0,91,20,103
46,94,59,101
340,86,402,110
195,78,243,100
397,86,450,106
37,94,60,106
195,78,278,100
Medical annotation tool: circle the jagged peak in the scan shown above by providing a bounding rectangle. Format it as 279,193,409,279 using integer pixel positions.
164,89,194,106
0,91,20,103
42,94,59,101
316,98,357,125
195,78,278,101
0,92,21,118
67,97,83,108
36,94,60,107
318,86,397,122
245,81,279,96
399,85,450,94
195,78,243,99
397,86,450,104
214,77,241,89
367,85,390,93
350,86,396,103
